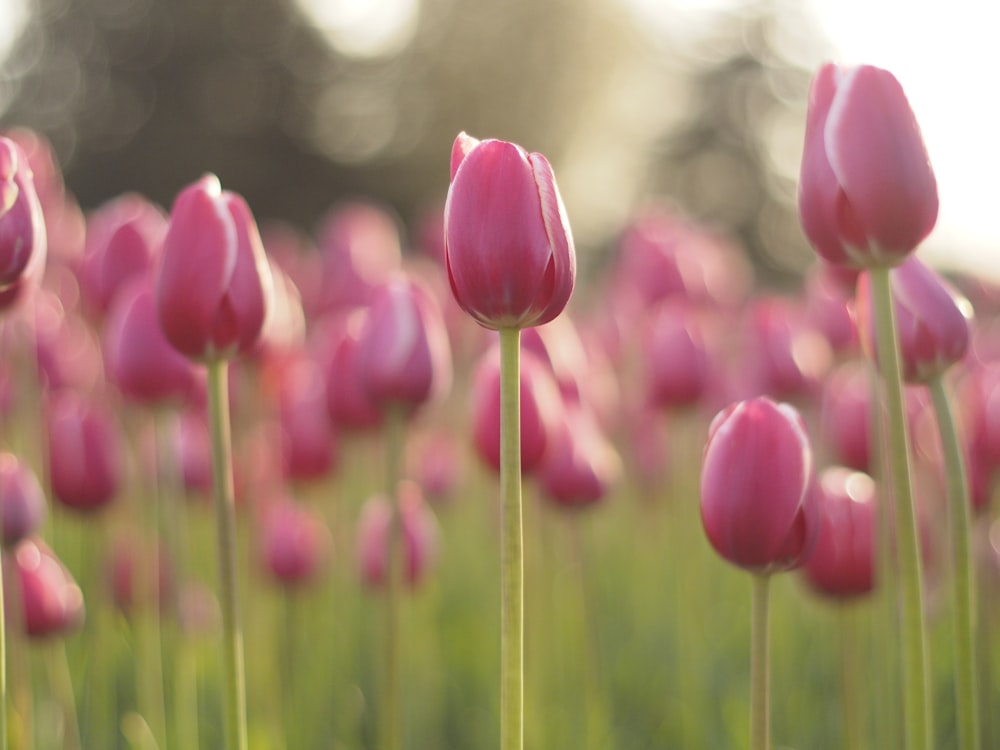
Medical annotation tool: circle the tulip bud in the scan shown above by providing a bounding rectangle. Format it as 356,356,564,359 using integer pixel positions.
357,482,438,590
856,257,973,384
798,64,938,268
259,500,332,587
802,467,877,598
46,391,121,513
0,453,46,547
156,174,272,361
10,537,85,638
0,137,46,295
700,397,818,572
644,300,712,410
444,133,575,330
538,402,620,510
321,310,384,431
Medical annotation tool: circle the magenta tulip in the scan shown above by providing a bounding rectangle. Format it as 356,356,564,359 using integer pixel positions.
798,64,937,268
276,353,336,482
444,132,575,330
156,174,272,361
0,453,46,547
802,467,877,598
0,136,46,294
46,391,121,513
10,537,85,638
259,500,331,587
538,402,620,510
700,397,818,572
321,310,384,431
856,257,973,384
644,300,712,409
357,481,438,590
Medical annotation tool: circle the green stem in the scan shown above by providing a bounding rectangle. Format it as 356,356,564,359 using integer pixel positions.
47,642,82,750
382,408,405,750
869,266,932,750
929,375,981,750
839,604,865,750
499,327,523,750
750,574,771,750
206,359,248,750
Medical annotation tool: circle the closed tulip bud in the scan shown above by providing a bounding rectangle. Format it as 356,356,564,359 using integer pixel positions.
357,481,438,590
321,309,384,431
156,174,272,361
856,257,973,384
444,132,575,330
259,499,332,587
820,360,873,473
356,276,452,412
644,300,711,409
802,467,877,598
0,453,46,547
46,391,121,513
104,277,200,405
798,64,938,268
10,537,85,638
700,397,818,573
472,345,561,475
538,403,620,510
0,137,46,294
276,354,336,482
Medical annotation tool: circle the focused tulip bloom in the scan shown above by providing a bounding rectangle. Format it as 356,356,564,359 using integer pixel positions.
79,193,166,316
10,537,85,638
46,391,121,512
700,397,818,572
356,276,452,412
0,453,46,547
357,482,438,590
104,277,201,405
798,64,938,268
802,467,877,598
856,257,973,384
444,132,575,330
471,346,561,475
156,174,272,361
0,136,46,295
259,500,332,587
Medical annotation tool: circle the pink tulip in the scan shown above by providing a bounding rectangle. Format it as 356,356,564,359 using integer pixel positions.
46,391,121,513
79,193,166,316
856,257,973,384
803,261,858,355
820,360,874,473
9,537,85,638
0,137,46,294
104,277,200,405
320,310,384,431
356,275,452,412
643,300,712,410
538,402,620,510
357,481,438,590
700,397,818,572
798,64,938,268
171,409,213,496
407,428,462,503
275,353,336,482
156,174,272,361
802,467,877,598
259,499,331,587
444,132,575,330
108,535,174,615
471,345,561,475
0,453,46,547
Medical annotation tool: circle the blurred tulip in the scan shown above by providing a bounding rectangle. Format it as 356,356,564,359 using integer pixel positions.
259,500,332,587
0,137,46,294
471,345,561,475
356,275,452,412
357,482,438,590
444,133,575,330
104,277,200,405
538,402,620,510
108,535,174,615
803,261,858,355
798,64,937,268
0,453,46,547
407,429,462,503
79,193,166,316
802,467,877,598
321,309,384,431
9,537,84,638
820,360,874,473
172,409,212,496
856,257,973,384
156,174,272,361
46,391,121,512
743,296,832,399
643,300,712,410
700,397,818,572
276,353,336,482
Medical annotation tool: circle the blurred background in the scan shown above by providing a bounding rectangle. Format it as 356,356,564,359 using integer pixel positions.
0,0,994,286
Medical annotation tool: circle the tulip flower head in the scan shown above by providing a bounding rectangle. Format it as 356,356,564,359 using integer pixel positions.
0,137,46,311
156,174,272,361
11,537,85,638
798,64,938,268
0,453,46,548
700,397,818,572
444,132,576,330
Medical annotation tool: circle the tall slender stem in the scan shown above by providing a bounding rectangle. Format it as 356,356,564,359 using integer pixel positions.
382,408,405,750
839,604,865,750
498,327,523,750
750,574,771,750
929,375,981,750
206,359,248,750
869,266,931,750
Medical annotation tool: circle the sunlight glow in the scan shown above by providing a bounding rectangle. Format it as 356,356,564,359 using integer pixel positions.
295,0,420,59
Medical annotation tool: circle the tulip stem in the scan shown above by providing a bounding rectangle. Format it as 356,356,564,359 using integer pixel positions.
206,359,248,750
839,603,865,750
929,374,981,750
499,327,523,750
0,509,6,750
750,573,771,750
869,265,932,750
382,407,405,750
